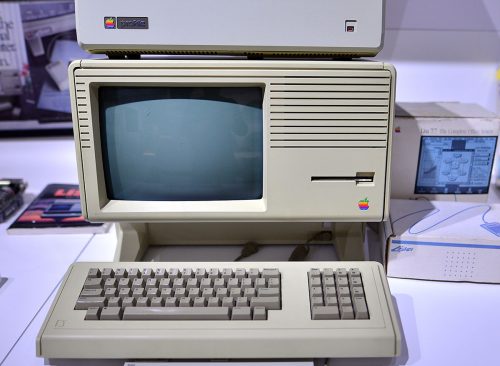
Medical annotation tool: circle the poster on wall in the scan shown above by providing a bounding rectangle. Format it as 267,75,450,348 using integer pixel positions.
0,1,100,136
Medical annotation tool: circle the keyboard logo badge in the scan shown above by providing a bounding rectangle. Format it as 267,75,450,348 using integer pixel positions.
55,320,66,328
104,17,116,29
358,198,369,211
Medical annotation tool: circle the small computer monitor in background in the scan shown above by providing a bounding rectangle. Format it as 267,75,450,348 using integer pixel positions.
0,0,98,136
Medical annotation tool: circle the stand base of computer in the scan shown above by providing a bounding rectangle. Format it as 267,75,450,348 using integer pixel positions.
113,222,367,262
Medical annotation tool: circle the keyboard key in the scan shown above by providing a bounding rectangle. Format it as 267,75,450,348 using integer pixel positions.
114,268,127,280
207,297,220,307
312,306,339,320
165,297,178,307
104,278,116,290
179,297,192,307
151,297,164,307
208,268,220,280
104,288,117,297
123,307,230,320
268,278,280,288
182,268,193,279
258,287,280,297
254,278,266,290
353,297,369,319
131,278,143,290
168,268,180,278
100,307,122,320
87,268,100,278
253,307,266,320
80,289,104,297
128,268,141,280
234,269,246,280
351,287,364,298
247,268,259,280
325,296,338,306
142,268,154,280
193,297,207,307
340,305,354,319
195,268,207,280
107,297,122,308
75,297,106,310
309,269,321,278
118,278,131,290
85,307,101,320
136,297,150,307
221,268,233,281
261,269,279,280
84,278,103,289
155,268,167,278
231,307,251,320
122,297,136,308
336,268,348,277
250,296,280,310
101,268,114,280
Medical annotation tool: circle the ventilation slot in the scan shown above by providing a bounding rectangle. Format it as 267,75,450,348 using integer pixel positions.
75,82,91,149
269,74,391,148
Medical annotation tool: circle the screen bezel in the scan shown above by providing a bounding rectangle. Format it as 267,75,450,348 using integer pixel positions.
84,80,268,217
414,135,498,195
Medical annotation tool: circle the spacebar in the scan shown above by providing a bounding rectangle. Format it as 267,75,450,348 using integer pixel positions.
123,307,231,320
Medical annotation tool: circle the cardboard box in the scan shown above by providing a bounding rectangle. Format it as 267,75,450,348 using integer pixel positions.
382,199,500,283
391,102,499,202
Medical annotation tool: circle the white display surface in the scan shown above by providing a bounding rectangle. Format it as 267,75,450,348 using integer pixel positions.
1,138,500,365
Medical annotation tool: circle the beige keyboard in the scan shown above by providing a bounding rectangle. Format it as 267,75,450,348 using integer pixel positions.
37,261,401,359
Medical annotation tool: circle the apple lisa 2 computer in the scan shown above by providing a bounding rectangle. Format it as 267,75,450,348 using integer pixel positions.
37,0,401,362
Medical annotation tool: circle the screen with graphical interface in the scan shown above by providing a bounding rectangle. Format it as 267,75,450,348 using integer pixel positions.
415,136,497,194
99,87,264,201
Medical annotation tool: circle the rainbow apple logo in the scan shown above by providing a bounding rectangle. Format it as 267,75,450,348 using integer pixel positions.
104,17,116,29
358,198,369,211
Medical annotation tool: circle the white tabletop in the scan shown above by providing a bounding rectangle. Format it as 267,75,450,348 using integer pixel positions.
1,137,500,366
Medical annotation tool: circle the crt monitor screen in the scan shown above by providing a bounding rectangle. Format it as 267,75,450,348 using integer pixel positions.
415,136,497,194
99,87,264,201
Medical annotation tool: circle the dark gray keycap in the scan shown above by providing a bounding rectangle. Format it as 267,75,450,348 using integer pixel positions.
254,278,266,290
193,297,207,307
104,278,117,290
151,297,164,307
131,278,144,290
128,268,141,280
340,305,354,319
240,278,252,290
200,278,212,290
208,268,220,280
136,297,150,307
236,297,248,307
160,288,173,298
122,297,136,307
353,297,369,319
216,288,228,299
100,307,122,320
142,268,154,280
202,288,214,299
310,296,324,306
165,297,178,307
174,288,186,299
173,278,185,289
75,297,106,310
234,269,246,280
253,307,266,320
179,297,192,307
309,269,321,278
188,288,200,299
338,286,350,298
312,306,339,320
145,278,158,289
182,268,193,279
87,268,101,278
81,289,104,297
186,278,199,290
250,296,280,310
221,268,233,281
258,288,280,297
222,297,234,308
227,278,239,290
268,278,280,288
213,278,225,290
247,268,259,280
107,297,122,307
114,268,127,280
207,297,220,307
309,287,322,298
195,268,207,280
351,287,365,298
232,307,251,320
325,296,338,306
229,288,241,298
104,288,117,297
309,277,321,287
85,307,101,320
168,268,180,278
261,269,279,280
123,307,231,320
243,288,256,299
155,268,167,278
118,278,131,290
84,278,103,289
146,288,159,299
102,268,114,280
132,288,145,299
118,288,131,298
159,278,172,289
